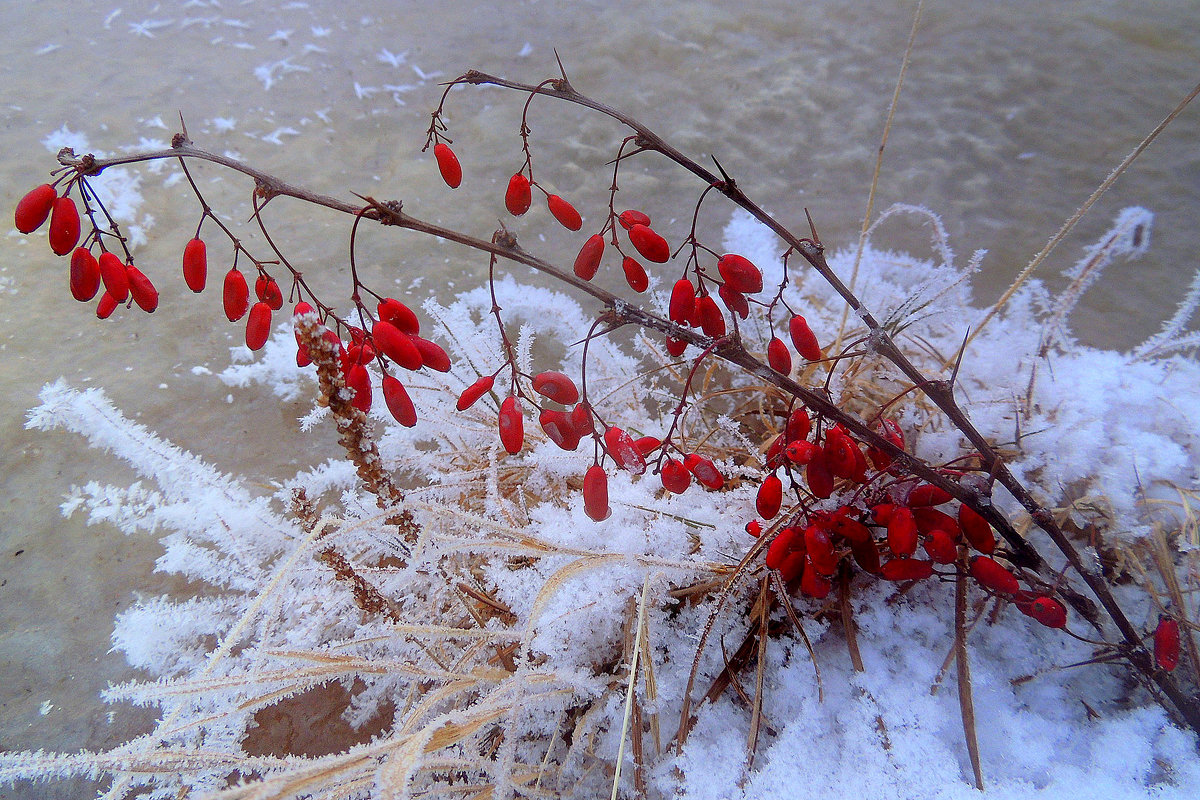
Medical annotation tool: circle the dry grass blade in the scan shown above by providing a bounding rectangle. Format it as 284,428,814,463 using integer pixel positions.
840,572,866,672
610,576,651,800
745,576,772,769
771,570,824,701
955,552,984,790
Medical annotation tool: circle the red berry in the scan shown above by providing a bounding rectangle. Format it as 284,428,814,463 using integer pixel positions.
823,429,858,480
433,143,462,188
804,525,838,575
801,558,832,598
378,298,420,335
881,559,934,582
99,252,130,303
547,194,582,231
182,238,207,293
14,184,56,234
457,375,495,411
958,504,997,554
618,209,651,230
568,402,593,437
684,453,725,490
245,301,272,351
633,436,661,456
627,224,670,263
573,234,605,280
1154,617,1180,672
785,440,820,465
909,484,952,507
913,507,961,538
382,374,417,427
696,294,725,337
1028,597,1067,629
660,458,691,494
532,371,580,405
345,362,372,413
789,314,822,361
48,196,81,256
969,555,1020,595
805,456,834,499
69,248,101,302
540,409,582,451
373,320,423,371
126,265,159,313
785,408,811,442
498,395,524,454
887,507,919,557
717,283,749,320
223,268,249,322
850,536,882,574
826,512,871,544
665,336,687,357
766,525,803,570
583,464,611,521
95,291,118,319
716,253,763,294
923,529,958,564
745,519,763,538
767,337,792,374
621,256,648,293
604,426,647,475
259,277,284,310
412,336,451,372
669,279,696,324
505,173,532,216
756,472,783,520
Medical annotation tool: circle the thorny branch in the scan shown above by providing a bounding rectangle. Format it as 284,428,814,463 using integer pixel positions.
54,69,1200,736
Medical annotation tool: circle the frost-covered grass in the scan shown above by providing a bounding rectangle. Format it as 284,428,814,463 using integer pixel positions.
6,208,1199,798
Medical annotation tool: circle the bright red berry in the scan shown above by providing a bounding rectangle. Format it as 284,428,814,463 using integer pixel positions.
804,525,838,576
126,265,159,313
767,337,792,375
887,507,919,557
48,196,81,256
881,559,935,582
382,374,417,427
69,248,101,302
457,375,494,411
969,555,1020,595
433,143,462,188
716,253,763,294
373,320,423,371
95,292,118,319
411,336,450,372
99,252,130,303
958,504,997,554
909,484,952,506
532,371,580,405
669,279,695,324
345,362,372,413
583,464,611,521
547,194,582,231
245,301,272,351
182,238,207,293
801,558,832,598
1028,596,1067,629
627,224,670,263
805,456,834,499
756,472,783,520
923,529,958,564
660,459,691,494
621,256,648,293
696,294,725,337
498,396,524,454
573,234,605,280
604,426,646,475
618,209,650,231
789,314,822,361
505,173,532,216
223,268,249,322
14,184,56,234
684,453,724,490
717,283,749,320
1154,617,1180,672
540,409,583,451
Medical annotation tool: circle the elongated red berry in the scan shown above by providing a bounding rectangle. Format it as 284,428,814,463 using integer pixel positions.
766,526,803,570
457,375,495,411
532,371,580,405
785,440,820,465
223,268,249,321
887,507,919,557
96,292,118,319
684,453,724,490
827,512,871,544
498,395,524,454
382,374,417,427
756,472,783,520
99,252,130,303
881,559,934,582
583,464,611,521
373,320,423,370
69,248,101,302
909,484,952,507
182,238,207,292
618,209,650,230
633,436,661,456
718,283,749,320
767,337,792,374
923,529,958,564
245,301,272,350
15,184,56,234
696,294,725,337
621,256,648,292
258,277,284,310
433,143,462,188
412,336,451,372
665,336,687,357
716,253,763,294
660,458,691,494
1154,617,1180,672
540,409,583,450
913,507,961,538
573,234,605,280
126,265,159,312
789,314,822,361
805,525,838,575
850,536,882,574
669,279,695,324
345,362,372,413
604,426,647,475
48,196,80,255
569,402,593,437
958,504,996,554
801,558,832,598
547,194,582,231
805,456,834,499
628,224,670,263
786,408,811,442
969,555,1020,595
505,173,532,216
1028,597,1067,629
823,430,858,480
